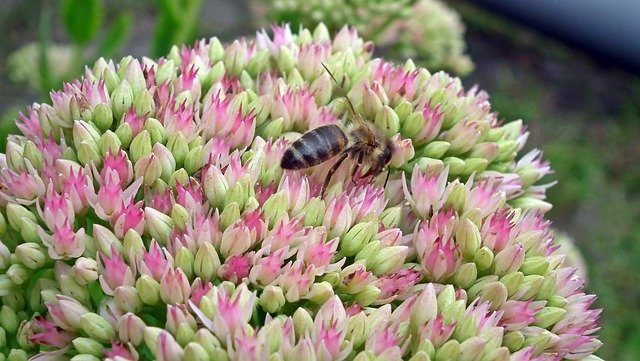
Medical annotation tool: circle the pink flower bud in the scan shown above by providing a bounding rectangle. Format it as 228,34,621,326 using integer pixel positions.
38,221,85,260
99,246,136,295
160,268,191,305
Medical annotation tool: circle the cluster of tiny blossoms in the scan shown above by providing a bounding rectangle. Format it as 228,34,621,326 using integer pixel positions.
253,0,473,75
0,24,600,360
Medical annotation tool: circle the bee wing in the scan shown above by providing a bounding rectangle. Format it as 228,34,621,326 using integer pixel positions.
321,62,375,136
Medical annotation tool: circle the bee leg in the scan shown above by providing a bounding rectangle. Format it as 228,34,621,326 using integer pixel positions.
322,152,348,196
351,151,365,184
383,166,391,188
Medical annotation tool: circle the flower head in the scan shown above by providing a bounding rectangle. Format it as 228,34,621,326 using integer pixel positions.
0,24,599,360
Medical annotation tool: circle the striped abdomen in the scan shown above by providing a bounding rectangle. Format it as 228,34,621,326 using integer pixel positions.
281,125,348,170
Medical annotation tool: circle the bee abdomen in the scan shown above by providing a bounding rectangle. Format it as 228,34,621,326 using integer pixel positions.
281,124,348,169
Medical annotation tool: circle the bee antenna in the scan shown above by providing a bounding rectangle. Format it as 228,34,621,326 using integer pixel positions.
321,62,358,118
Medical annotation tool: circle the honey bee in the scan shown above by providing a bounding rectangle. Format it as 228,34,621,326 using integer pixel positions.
280,63,394,194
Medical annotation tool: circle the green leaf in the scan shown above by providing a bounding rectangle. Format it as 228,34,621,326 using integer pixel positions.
96,12,132,59
60,0,103,45
151,12,179,58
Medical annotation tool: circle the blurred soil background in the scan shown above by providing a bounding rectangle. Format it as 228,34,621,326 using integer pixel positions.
0,0,638,359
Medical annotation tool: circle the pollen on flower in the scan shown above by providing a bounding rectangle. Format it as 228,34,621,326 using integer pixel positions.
0,23,600,360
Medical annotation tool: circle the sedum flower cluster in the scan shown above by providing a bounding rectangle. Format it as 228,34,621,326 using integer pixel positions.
252,0,474,75
0,24,600,360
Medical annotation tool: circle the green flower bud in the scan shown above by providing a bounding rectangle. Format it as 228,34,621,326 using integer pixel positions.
183,342,210,361
171,168,190,188
353,284,381,307
80,312,115,343
167,132,189,167
144,326,163,354
71,355,101,361
276,46,296,74
23,140,43,170
19,217,40,244
6,203,38,232
421,141,451,158
15,242,47,269
444,156,466,176
121,229,144,266
467,276,499,301
176,323,196,347
262,191,288,228
495,140,518,163
258,116,284,140
202,165,229,210
456,218,481,260
247,49,270,77
375,105,400,136
520,256,550,276
302,198,325,227
343,311,367,349
533,306,566,329
112,80,134,120
453,262,478,289
341,221,377,257
304,282,334,305
408,351,430,361
136,274,161,305
435,339,460,361
155,59,176,84
134,89,155,115
219,202,241,230
98,130,122,157
547,295,568,308
194,328,221,356
77,141,102,166
292,308,313,340
363,88,383,119
462,158,488,175
394,99,412,124
2,291,25,311
7,264,29,285
521,329,559,355
0,213,6,236
7,349,28,361
379,206,402,229
145,117,166,145
259,285,286,313
474,246,494,271
518,275,545,300
93,224,122,256
145,207,173,245
0,326,5,348
479,281,508,310
115,122,133,149
500,272,524,297
193,243,221,282
134,154,162,186
0,306,19,334
372,246,408,275
503,331,525,352
313,22,330,41
354,240,381,266
184,146,204,175
114,286,142,313
168,204,188,232
72,337,104,356
93,103,114,131
130,130,152,164
174,247,194,280
223,40,246,76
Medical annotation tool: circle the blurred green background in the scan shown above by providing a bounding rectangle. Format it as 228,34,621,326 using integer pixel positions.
0,0,638,359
